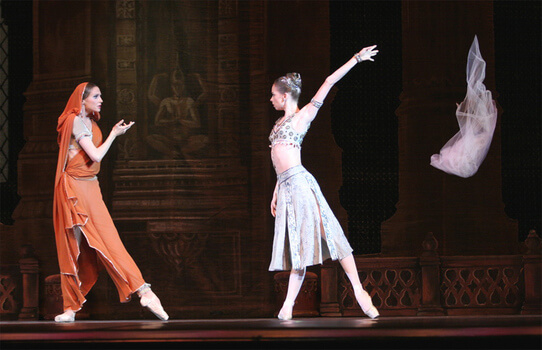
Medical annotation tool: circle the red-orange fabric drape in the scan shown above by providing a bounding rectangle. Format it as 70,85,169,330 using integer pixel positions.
53,82,145,312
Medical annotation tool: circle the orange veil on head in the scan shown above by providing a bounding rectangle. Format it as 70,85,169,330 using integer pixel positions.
55,82,101,187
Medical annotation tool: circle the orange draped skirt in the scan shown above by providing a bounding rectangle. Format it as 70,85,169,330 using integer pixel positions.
54,122,145,312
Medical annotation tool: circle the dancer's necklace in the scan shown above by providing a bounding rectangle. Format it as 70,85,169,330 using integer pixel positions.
274,113,295,131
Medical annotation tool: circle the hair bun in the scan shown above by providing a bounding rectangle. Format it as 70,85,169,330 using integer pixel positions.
274,72,302,101
287,72,302,89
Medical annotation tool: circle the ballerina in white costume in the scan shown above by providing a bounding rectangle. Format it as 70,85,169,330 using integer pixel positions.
268,45,380,320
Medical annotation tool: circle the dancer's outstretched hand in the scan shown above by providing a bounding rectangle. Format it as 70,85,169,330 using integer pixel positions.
356,45,378,62
112,119,135,137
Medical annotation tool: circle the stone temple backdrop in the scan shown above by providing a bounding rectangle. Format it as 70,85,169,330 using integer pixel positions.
0,0,539,320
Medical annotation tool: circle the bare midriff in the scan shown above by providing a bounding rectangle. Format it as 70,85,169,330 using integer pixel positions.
270,143,302,174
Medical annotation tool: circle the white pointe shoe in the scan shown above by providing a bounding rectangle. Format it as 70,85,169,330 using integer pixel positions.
362,304,380,319
54,309,75,323
354,286,380,319
277,299,295,320
140,293,169,321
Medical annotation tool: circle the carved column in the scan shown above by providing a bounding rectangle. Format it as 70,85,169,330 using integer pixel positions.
381,0,517,256
521,230,542,315
319,260,341,316
216,0,240,156
417,233,444,316
116,0,138,131
18,245,39,320
245,0,274,314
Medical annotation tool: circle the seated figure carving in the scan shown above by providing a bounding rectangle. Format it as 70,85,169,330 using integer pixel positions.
147,68,208,159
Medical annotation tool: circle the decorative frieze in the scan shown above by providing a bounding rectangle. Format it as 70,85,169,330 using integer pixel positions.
116,0,135,19
116,59,136,71
218,0,237,19
117,35,135,47
115,0,137,121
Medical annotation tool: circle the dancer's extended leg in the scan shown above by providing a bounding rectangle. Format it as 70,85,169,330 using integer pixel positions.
278,268,306,320
340,254,379,319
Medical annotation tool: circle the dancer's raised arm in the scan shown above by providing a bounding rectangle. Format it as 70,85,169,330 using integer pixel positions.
294,45,378,131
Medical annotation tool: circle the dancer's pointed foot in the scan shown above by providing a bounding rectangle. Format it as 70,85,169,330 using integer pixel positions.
54,309,75,323
353,285,379,319
140,293,169,321
363,305,380,319
138,286,169,321
277,299,295,320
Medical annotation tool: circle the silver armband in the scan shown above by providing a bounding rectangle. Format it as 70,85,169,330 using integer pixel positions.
311,99,323,108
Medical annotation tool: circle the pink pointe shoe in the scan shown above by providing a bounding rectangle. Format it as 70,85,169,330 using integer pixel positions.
354,286,380,319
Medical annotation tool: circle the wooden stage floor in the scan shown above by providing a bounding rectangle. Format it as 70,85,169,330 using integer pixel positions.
1,315,540,350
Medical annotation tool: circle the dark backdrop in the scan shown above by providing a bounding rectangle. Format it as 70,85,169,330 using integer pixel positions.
1,0,540,279
330,0,401,254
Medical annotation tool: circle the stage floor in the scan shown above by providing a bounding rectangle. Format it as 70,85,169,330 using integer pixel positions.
1,315,541,350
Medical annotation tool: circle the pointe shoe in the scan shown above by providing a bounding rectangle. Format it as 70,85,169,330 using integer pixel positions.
54,309,75,323
363,305,380,319
277,299,295,320
354,286,380,319
140,293,169,321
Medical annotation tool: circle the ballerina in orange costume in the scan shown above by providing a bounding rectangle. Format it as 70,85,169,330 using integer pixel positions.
53,82,168,322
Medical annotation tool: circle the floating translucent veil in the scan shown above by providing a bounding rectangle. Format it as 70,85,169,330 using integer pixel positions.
430,36,497,178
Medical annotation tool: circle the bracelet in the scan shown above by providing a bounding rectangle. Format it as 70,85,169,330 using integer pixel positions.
311,99,323,108
355,53,363,63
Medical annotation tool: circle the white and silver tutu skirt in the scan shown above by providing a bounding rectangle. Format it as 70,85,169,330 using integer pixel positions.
269,165,353,271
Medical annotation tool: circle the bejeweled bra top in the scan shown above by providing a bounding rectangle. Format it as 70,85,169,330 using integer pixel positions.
269,114,310,148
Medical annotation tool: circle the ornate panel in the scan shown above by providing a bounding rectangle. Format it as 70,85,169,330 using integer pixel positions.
0,265,20,320
441,257,523,310
111,158,248,305
340,258,421,316
148,223,241,295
